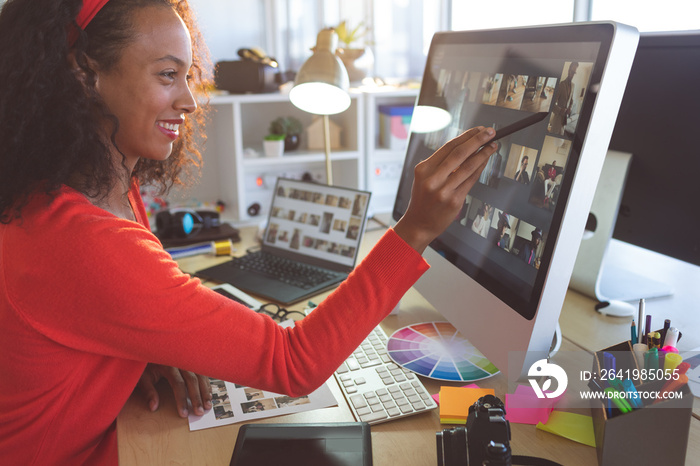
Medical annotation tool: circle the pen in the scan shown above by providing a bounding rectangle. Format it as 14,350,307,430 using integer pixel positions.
661,319,671,347
644,314,652,345
491,111,549,142
637,299,645,344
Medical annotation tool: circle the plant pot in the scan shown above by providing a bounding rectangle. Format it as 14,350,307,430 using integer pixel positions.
263,139,284,157
336,46,374,84
284,134,301,152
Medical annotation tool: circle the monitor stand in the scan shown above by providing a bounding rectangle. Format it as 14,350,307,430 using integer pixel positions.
569,150,673,317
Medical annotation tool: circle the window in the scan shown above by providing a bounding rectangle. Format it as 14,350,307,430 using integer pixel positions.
590,0,700,32
451,0,575,31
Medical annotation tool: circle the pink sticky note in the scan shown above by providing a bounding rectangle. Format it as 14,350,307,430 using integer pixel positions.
432,384,480,405
504,384,561,425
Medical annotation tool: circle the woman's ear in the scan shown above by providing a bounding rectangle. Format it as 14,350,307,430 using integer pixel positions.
68,50,99,88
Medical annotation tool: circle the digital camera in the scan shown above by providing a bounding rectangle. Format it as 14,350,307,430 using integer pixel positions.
436,394,512,466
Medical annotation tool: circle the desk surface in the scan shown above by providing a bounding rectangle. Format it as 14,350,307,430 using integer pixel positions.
118,220,700,465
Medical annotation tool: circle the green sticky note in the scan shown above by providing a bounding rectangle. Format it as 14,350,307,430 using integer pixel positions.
535,411,596,448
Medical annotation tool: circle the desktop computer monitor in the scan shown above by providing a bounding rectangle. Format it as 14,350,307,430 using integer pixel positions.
392,22,639,381
606,31,700,290
570,31,700,307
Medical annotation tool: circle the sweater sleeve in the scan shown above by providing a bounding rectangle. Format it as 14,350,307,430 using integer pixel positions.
6,194,428,397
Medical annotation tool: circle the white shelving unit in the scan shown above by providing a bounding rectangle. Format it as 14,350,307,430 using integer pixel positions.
362,88,419,215
171,92,364,224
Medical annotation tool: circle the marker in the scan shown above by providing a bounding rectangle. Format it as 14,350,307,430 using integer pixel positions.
652,331,661,349
644,314,652,345
632,343,647,370
604,387,633,414
664,353,683,375
654,372,689,404
492,111,549,142
664,327,680,348
637,299,645,344
644,347,659,370
621,379,643,409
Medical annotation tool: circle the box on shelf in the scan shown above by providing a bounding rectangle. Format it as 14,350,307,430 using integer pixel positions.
378,105,413,150
590,341,692,465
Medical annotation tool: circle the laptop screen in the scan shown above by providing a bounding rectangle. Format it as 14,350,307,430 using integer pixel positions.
263,178,371,269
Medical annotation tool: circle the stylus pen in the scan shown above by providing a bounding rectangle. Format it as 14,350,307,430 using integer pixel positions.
491,111,549,142
637,299,645,344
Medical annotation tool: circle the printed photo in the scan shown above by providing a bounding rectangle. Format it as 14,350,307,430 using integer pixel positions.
244,388,264,401
213,402,234,420
274,395,311,408
240,398,277,414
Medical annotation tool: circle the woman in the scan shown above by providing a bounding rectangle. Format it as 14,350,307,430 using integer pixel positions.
0,0,497,464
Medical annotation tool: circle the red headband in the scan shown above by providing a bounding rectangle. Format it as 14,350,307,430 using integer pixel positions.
69,0,110,44
76,0,110,29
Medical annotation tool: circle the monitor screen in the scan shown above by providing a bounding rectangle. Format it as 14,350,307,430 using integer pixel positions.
393,22,638,379
608,31,700,267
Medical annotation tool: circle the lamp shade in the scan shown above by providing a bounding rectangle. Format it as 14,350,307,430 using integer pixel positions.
289,29,351,115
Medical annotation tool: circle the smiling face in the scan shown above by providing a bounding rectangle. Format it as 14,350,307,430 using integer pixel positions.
94,5,196,168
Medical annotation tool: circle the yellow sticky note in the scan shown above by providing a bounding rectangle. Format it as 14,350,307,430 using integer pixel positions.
439,386,495,421
536,411,596,448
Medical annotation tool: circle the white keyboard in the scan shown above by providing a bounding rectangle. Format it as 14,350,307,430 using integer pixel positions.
333,326,438,425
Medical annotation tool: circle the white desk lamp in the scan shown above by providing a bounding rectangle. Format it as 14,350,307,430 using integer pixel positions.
289,28,350,185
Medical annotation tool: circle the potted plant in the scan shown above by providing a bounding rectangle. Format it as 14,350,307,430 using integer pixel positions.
269,116,303,152
262,133,285,157
334,20,374,84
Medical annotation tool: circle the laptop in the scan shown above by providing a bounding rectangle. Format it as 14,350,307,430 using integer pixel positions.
196,178,371,305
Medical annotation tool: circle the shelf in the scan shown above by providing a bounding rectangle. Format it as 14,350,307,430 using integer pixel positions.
242,150,361,167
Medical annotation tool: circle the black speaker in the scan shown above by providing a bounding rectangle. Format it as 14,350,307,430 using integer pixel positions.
155,209,221,239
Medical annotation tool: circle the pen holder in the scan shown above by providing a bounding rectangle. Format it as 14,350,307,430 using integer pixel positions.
590,341,693,466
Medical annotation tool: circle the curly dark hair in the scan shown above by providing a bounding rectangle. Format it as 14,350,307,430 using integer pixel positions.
0,0,212,223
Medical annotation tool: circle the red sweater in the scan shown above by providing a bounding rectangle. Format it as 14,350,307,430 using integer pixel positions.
0,183,429,465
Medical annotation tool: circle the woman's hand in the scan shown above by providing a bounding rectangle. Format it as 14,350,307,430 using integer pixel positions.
137,363,212,418
394,126,497,254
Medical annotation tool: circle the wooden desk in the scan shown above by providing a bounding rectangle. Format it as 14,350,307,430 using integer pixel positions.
118,221,700,465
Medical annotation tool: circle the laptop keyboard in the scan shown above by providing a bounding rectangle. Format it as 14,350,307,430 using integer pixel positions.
231,251,344,289
334,326,437,425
